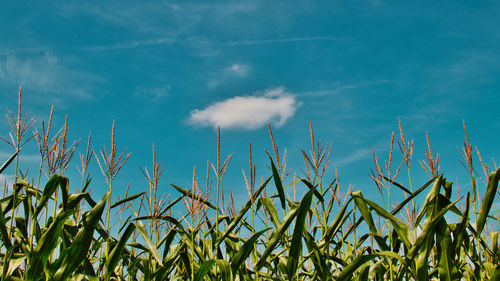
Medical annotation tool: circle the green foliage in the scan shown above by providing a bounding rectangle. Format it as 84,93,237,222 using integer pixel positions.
0,97,498,280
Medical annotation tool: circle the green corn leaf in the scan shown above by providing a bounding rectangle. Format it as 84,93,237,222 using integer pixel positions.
491,231,499,265
452,193,470,259
1,248,14,279
407,196,461,261
0,184,23,214
356,263,370,281
437,227,454,281
322,197,353,246
0,202,12,249
352,190,389,250
194,260,216,281
66,193,88,211
35,210,76,256
231,228,269,275
171,184,217,210
491,265,500,281
159,229,178,260
436,193,462,217
337,251,406,281
106,223,136,275
110,191,144,209
443,181,453,199
34,174,61,217
52,191,109,281
82,192,97,208
374,251,406,268
287,186,315,278
215,176,271,247
337,252,376,281
14,216,27,239
304,231,332,281
59,176,70,211
323,179,338,222
128,242,149,252
5,252,25,278
28,209,76,280
381,175,412,194
180,246,192,277
391,177,436,216
270,158,286,210
158,196,183,217
323,209,353,249
334,217,363,253
0,151,17,174
352,191,411,249
415,176,443,226
477,169,500,235
259,197,280,227
204,215,229,238
159,242,183,277
301,178,324,203
255,206,300,271
215,260,233,281
135,221,164,267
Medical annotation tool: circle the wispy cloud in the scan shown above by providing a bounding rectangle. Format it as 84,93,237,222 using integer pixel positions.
134,84,170,100
0,53,96,101
208,63,251,88
81,37,176,52
58,1,260,35
336,148,371,166
0,54,60,89
77,35,342,54
1,35,341,56
0,47,52,57
298,80,398,97
188,87,300,130
223,36,343,46
57,1,343,53
225,63,250,77
298,85,361,97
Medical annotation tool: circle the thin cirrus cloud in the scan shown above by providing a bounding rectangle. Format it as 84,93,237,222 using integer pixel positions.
81,37,176,52
208,63,251,89
225,63,250,77
188,87,300,130
223,36,343,46
335,148,371,166
134,84,170,100
0,53,94,100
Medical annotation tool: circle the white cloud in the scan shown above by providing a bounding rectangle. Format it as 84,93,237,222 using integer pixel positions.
82,37,176,52
0,54,96,100
224,36,343,46
225,63,250,77
207,63,251,89
207,79,220,89
0,54,59,89
58,1,260,35
336,148,371,166
134,85,170,100
188,87,300,130
298,80,397,97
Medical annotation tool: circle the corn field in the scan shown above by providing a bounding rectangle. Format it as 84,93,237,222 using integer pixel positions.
0,88,499,280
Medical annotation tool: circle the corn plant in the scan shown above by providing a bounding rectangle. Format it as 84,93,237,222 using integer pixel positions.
0,89,498,280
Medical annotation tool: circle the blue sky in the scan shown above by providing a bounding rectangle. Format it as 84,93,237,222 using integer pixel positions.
0,1,499,209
